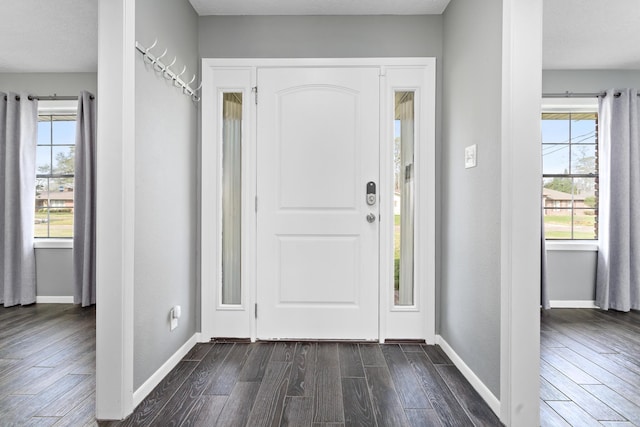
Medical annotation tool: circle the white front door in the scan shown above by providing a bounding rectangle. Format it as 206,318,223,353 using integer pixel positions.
256,67,380,340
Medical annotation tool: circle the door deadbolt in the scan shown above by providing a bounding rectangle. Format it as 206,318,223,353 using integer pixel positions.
366,181,377,206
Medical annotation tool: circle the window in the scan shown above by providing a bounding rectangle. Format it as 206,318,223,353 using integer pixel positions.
35,105,77,238
542,109,598,239
394,91,415,306
221,92,242,305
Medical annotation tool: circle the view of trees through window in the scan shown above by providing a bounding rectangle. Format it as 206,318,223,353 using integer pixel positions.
542,112,598,239
35,114,76,238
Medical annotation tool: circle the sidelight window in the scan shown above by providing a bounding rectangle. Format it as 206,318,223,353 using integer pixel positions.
394,92,415,306
221,93,243,304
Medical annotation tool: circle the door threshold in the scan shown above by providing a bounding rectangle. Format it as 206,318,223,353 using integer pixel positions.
210,337,252,343
382,339,427,344
256,338,380,343
211,338,427,344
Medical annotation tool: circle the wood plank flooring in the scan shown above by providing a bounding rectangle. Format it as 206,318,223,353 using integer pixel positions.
103,340,501,426
6,304,640,426
0,303,96,426
0,304,503,426
541,308,640,426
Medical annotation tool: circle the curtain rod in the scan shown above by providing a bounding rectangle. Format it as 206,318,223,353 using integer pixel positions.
542,92,602,98
543,91,640,98
2,94,94,101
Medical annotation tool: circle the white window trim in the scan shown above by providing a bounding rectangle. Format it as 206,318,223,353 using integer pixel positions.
33,239,73,249
545,240,598,251
541,97,598,113
38,100,78,115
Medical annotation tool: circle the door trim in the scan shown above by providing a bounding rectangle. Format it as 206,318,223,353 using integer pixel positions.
200,58,436,343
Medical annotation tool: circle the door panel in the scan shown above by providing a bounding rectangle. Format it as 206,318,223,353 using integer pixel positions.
278,87,358,210
257,67,380,339
278,235,358,303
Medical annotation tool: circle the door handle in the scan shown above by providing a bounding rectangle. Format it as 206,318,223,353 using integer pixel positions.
366,213,376,223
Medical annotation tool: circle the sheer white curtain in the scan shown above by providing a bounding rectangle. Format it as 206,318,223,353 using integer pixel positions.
0,93,38,307
73,91,97,306
596,88,640,311
397,94,414,305
222,94,242,304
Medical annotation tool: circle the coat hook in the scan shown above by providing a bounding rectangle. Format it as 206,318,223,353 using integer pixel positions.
191,81,202,101
152,48,168,72
162,57,177,78
154,48,168,63
183,75,197,94
174,65,187,86
135,39,202,102
142,39,158,64
145,38,158,54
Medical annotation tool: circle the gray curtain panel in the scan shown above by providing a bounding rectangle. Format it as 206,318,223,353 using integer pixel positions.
596,88,640,311
73,91,97,306
541,210,550,310
0,93,38,307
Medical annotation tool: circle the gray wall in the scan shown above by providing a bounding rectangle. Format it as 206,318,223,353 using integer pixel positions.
543,70,640,94
34,249,74,297
133,0,199,390
0,72,97,299
542,69,640,303
0,72,97,96
441,0,503,397
546,250,597,301
199,15,443,59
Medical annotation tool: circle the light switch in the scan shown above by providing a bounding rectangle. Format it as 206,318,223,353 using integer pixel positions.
465,144,477,169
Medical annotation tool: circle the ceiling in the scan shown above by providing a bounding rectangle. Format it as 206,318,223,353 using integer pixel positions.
543,0,640,70
0,0,638,73
0,0,98,73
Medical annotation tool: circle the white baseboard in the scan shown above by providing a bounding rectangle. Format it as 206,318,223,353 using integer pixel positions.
549,300,598,309
435,335,501,417
133,332,201,408
36,296,74,303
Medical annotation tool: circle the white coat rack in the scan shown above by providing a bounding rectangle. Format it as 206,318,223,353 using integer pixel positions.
135,39,202,102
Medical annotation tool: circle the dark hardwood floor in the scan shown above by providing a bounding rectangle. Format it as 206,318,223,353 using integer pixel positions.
102,340,501,426
0,304,502,426
541,308,640,426
0,303,96,426
5,304,640,426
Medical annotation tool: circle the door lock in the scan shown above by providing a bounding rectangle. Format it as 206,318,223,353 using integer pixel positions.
366,181,377,206
366,213,376,223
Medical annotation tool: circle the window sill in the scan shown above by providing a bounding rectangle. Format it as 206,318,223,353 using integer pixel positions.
34,239,73,249
545,240,598,252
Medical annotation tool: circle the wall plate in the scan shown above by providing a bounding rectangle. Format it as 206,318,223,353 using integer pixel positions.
465,144,477,169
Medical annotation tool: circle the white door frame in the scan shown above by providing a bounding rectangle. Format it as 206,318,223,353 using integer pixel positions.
200,57,436,343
